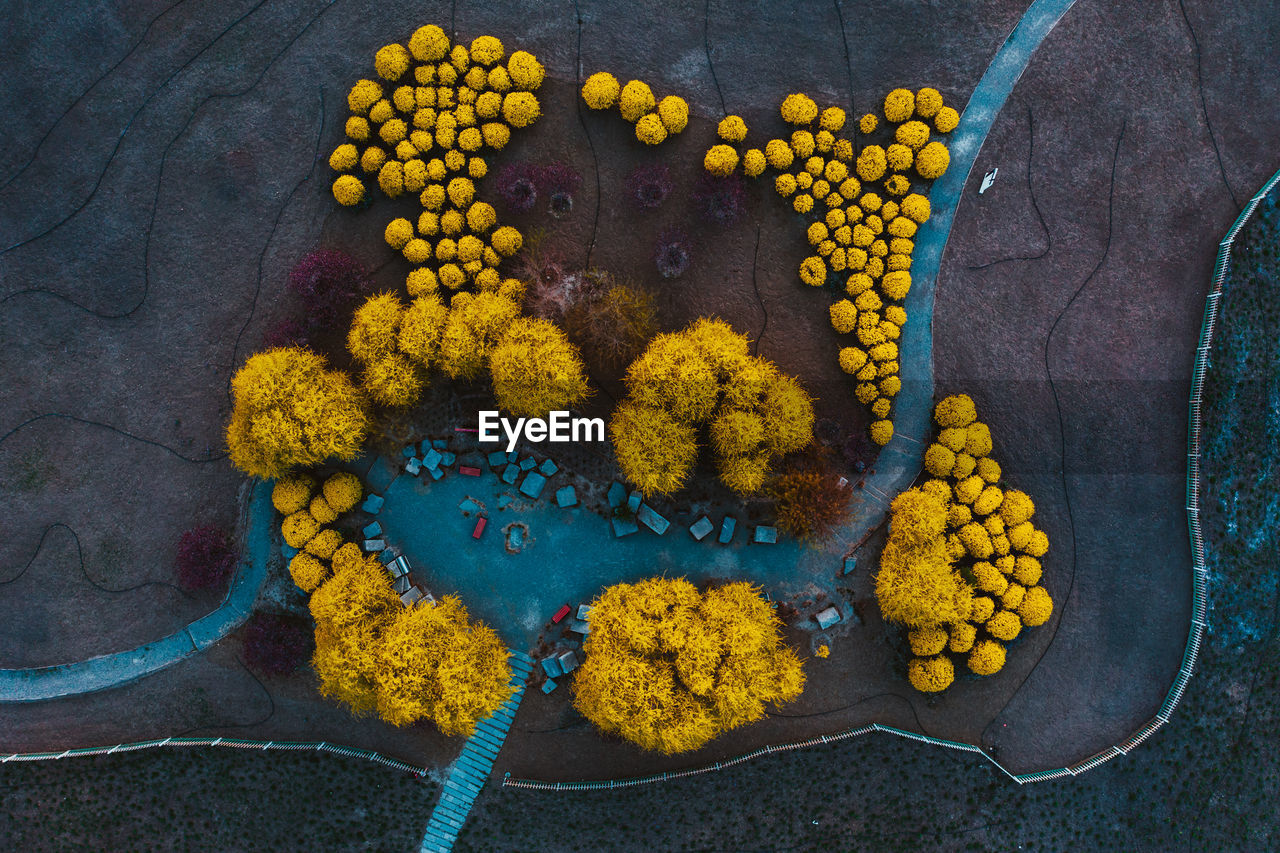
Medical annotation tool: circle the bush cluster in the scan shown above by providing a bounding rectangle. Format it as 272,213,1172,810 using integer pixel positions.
573,578,804,753
580,71,689,145
875,394,1054,692
344,285,589,417
726,87,957,447
326,25,545,322
611,318,815,496
271,472,363,593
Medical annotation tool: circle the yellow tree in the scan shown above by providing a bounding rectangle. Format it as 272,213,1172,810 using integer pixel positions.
374,595,513,736
347,292,405,365
573,577,804,754
309,552,399,715
609,403,699,495
226,347,369,478
438,291,522,379
398,294,449,368
874,487,973,627
614,318,815,496
623,331,720,424
488,317,591,418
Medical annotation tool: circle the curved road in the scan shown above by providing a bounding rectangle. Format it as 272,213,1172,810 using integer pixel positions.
0,481,271,702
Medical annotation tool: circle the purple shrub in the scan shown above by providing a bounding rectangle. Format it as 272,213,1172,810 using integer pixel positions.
693,173,747,228
287,249,371,328
496,163,539,214
242,610,314,677
175,524,238,592
654,230,692,280
535,162,582,196
262,316,311,350
625,163,673,209
537,163,582,219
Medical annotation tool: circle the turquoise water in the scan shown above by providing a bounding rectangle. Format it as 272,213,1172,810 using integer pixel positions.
374,450,842,647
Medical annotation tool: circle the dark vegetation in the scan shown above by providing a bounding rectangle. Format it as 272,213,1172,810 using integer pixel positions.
265,249,374,357
241,610,314,677
174,525,237,592
770,459,853,541
0,749,438,852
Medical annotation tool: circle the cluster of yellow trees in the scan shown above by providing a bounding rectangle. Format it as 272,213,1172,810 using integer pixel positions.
275,470,363,592
611,318,814,495
580,72,689,145
346,290,590,416
319,26,597,419
703,88,958,448
329,25,541,304
227,348,369,479
273,472,513,735
875,394,1053,692
573,577,804,754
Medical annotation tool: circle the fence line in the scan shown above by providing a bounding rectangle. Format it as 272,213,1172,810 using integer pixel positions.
1,737,429,777
503,168,1280,794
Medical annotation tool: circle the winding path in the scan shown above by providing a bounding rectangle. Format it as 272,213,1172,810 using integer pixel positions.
843,0,1079,531
0,481,271,702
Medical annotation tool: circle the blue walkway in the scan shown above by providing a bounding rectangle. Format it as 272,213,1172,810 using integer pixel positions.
848,0,1080,524
377,457,841,648
420,650,534,853
0,480,272,702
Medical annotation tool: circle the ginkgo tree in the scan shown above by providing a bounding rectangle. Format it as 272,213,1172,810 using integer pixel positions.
308,551,511,735
573,577,805,754
226,347,369,479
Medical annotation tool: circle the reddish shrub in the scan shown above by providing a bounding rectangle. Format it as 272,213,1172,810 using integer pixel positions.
693,174,747,228
241,610,313,677
287,249,371,328
535,162,582,196
536,163,582,218
176,525,238,592
625,163,673,209
496,162,539,214
654,229,692,279
770,467,853,541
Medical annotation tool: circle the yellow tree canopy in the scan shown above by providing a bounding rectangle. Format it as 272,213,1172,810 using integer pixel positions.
439,291,521,379
226,347,369,479
374,595,513,736
309,553,399,717
309,552,400,634
313,623,383,716
623,331,721,425
488,317,591,418
613,318,815,496
609,403,699,496
573,577,805,754
875,487,972,627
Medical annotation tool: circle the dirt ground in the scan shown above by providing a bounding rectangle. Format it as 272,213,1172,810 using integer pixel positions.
3,0,1279,845
931,0,1280,773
